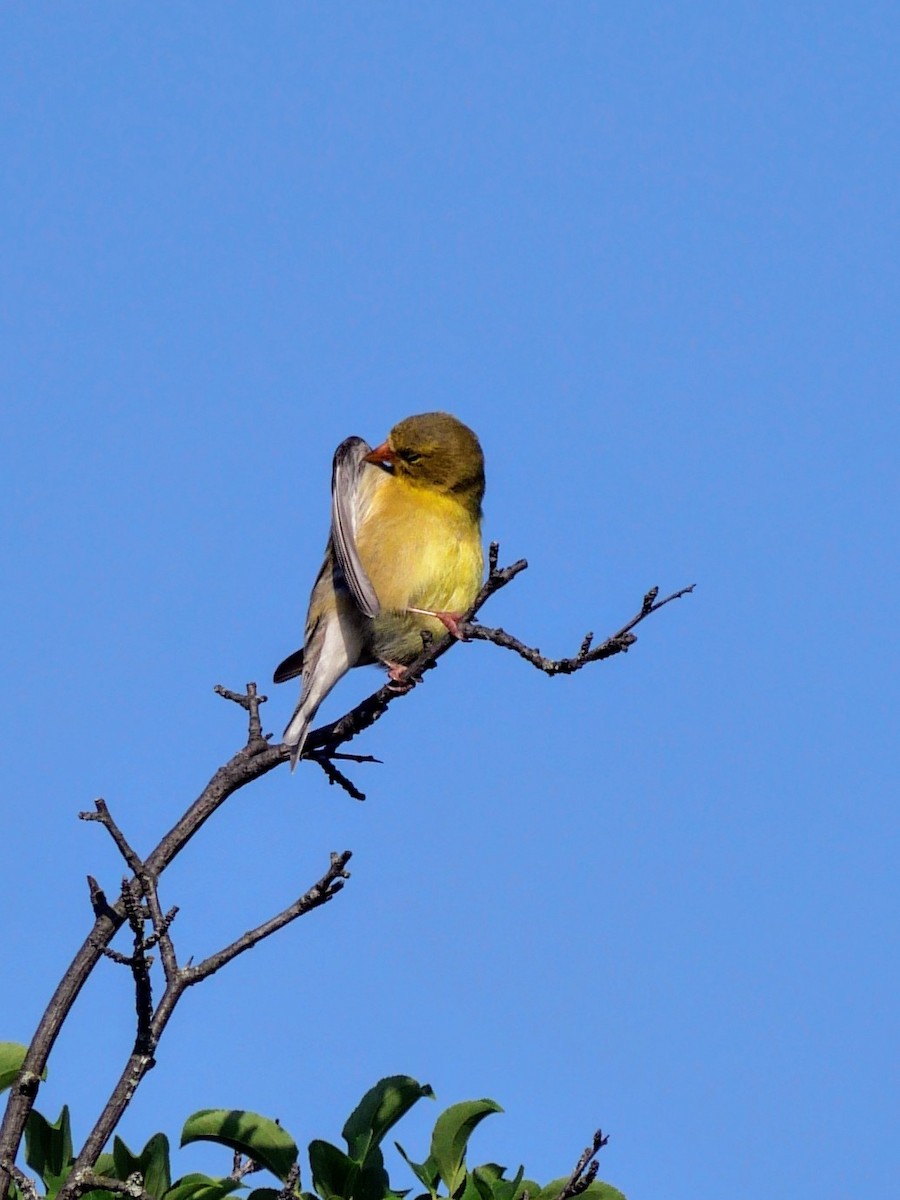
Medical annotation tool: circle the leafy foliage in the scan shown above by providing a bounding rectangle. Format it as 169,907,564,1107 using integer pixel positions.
24,1106,73,1200
181,1111,299,1183
425,1099,503,1197
112,1133,172,1198
1,1069,622,1200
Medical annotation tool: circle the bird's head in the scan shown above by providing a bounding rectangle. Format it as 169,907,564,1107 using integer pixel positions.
364,412,485,516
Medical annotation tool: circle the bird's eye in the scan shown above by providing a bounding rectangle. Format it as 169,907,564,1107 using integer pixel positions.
399,450,421,464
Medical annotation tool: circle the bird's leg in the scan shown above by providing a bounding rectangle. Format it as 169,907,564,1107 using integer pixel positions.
406,607,468,640
385,661,416,693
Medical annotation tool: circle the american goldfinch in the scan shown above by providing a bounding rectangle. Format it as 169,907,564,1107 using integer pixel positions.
274,412,485,767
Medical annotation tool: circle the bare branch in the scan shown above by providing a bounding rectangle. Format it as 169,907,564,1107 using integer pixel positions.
0,545,689,1192
98,945,137,967
461,584,695,676
86,876,117,922
57,849,353,1198
121,882,155,1058
65,1173,155,1200
228,1151,262,1184
183,850,353,983
552,1129,609,1200
81,798,180,982
79,799,143,877
139,882,179,983
277,1164,301,1200
214,682,268,744
0,723,291,1197
311,755,368,801
0,1160,40,1200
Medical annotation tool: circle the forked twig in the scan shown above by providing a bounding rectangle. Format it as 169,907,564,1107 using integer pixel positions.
461,584,696,676
552,1129,609,1200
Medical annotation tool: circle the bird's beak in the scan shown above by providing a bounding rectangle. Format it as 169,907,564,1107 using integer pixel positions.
364,441,395,467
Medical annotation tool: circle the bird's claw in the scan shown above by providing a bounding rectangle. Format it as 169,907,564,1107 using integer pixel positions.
407,607,468,640
386,663,416,693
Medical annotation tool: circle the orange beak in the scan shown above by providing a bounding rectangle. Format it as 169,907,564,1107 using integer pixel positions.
363,440,395,466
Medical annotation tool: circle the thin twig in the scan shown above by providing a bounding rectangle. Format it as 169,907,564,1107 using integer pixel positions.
79,799,144,878
0,1160,40,1200
307,749,381,800
65,1173,155,1200
183,850,352,983
228,1151,262,1184
80,800,180,981
139,881,179,982
460,584,695,676
310,755,368,801
552,1129,609,1200
121,883,155,1058
277,1163,301,1200
99,945,138,967
214,682,268,744
86,876,117,922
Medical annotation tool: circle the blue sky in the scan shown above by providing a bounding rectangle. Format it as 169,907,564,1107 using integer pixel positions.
1,5,898,1198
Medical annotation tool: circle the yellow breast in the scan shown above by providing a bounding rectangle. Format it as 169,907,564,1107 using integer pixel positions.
355,466,483,664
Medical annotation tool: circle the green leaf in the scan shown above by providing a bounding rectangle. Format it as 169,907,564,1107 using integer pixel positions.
535,1181,625,1200
0,1044,29,1093
393,1145,440,1196
512,1182,540,1200
473,1164,524,1200
80,1188,126,1200
112,1133,172,1198
0,1043,47,1094
342,1078,434,1166
246,1190,283,1200
457,1174,483,1200
470,1173,494,1200
430,1101,503,1197
308,1139,354,1200
348,1147,391,1200
24,1106,73,1197
181,1110,299,1183
164,1173,246,1200
471,1166,505,1184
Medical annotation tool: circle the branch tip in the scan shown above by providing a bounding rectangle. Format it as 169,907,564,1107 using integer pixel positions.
551,1128,609,1200
461,581,692,676
641,586,660,615
180,848,354,985
214,682,267,744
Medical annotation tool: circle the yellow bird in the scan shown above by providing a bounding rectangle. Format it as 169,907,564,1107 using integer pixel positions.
274,412,485,767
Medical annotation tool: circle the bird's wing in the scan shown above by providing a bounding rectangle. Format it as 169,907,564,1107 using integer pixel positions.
331,436,381,618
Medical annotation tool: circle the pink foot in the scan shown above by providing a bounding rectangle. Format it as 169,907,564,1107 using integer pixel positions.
407,608,468,640
386,661,415,692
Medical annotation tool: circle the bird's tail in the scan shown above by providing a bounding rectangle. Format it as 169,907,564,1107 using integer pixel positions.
282,629,351,770
280,588,366,771
283,695,320,771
